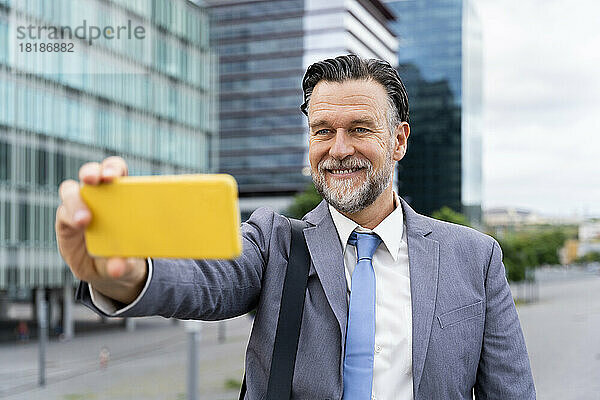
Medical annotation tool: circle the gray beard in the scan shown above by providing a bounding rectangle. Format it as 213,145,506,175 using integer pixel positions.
311,148,395,214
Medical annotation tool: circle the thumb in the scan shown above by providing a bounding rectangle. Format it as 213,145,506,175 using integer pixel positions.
106,258,127,279
92,257,126,279
94,257,147,281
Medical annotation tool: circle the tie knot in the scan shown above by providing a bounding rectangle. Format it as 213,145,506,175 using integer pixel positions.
348,231,382,261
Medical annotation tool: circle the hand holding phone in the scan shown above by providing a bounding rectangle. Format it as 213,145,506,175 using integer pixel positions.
80,174,241,260
56,156,148,304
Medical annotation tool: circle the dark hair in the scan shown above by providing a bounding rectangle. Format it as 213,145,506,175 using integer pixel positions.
300,54,409,126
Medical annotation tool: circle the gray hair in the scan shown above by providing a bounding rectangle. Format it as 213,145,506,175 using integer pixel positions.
300,54,409,132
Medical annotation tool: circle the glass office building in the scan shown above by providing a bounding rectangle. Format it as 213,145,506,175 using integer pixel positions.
208,0,398,219
386,0,482,222
0,0,217,330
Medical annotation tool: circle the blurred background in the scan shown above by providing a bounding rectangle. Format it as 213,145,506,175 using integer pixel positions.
0,0,598,399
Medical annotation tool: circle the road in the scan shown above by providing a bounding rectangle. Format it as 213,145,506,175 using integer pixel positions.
518,271,600,399
1,271,599,399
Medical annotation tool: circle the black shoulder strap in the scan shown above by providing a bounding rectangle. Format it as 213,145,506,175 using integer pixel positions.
239,217,311,400
266,218,311,399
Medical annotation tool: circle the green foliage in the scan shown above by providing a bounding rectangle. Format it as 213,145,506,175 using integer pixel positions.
430,207,571,282
224,378,242,390
431,206,471,227
62,394,96,400
289,196,571,283
497,235,535,282
575,251,600,264
287,183,323,219
496,229,568,282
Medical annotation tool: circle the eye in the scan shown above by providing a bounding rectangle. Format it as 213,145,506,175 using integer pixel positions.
354,127,370,133
314,129,331,135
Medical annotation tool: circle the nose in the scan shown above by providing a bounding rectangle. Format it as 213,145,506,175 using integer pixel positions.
329,130,355,160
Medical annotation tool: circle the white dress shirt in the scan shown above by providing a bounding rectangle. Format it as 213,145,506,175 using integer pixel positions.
328,191,413,400
91,191,413,399
88,260,153,316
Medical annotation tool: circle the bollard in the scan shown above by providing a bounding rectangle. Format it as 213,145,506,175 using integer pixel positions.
36,288,48,386
184,320,202,400
218,321,226,343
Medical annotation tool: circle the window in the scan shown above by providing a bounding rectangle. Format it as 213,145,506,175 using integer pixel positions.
0,199,10,242
18,202,29,243
36,148,49,186
55,152,66,187
0,18,8,65
0,139,10,181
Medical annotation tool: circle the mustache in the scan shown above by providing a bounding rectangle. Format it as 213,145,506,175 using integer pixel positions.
318,158,371,172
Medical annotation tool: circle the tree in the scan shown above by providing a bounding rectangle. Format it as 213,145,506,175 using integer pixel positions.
575,252,600,264
431,206,470,227
430,207,571,282
496,228,568,282
287,184,322,219
497,235,534,282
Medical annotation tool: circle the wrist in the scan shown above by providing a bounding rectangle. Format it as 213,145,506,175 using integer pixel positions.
91,258,148,304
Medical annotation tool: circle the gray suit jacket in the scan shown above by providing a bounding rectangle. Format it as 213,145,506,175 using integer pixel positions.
78,198,536,399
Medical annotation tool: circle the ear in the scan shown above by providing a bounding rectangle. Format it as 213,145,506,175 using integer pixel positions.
392,122,410,162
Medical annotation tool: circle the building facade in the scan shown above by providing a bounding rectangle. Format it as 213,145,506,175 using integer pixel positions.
208,0,398,219
0,0,217,331
386,0,482,223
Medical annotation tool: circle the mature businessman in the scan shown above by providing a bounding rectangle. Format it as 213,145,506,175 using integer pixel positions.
56,55,536,399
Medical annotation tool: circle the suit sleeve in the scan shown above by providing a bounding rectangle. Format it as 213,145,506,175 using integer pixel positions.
77,207,281,321
474,239,536,399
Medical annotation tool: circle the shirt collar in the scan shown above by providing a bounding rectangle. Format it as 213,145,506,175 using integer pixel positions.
328,191,404,262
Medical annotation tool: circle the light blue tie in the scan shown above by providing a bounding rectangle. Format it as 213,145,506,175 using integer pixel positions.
343,231,382,399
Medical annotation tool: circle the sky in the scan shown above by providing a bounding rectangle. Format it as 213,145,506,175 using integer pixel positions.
477,0,600,217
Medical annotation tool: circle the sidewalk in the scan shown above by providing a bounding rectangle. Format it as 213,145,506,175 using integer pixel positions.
3,273,599,399
517,273,600,399
0,314,253,400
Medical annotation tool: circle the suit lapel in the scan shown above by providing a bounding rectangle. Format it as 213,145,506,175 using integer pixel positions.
301,197,440,392
400,198,440,394
303,200,348,344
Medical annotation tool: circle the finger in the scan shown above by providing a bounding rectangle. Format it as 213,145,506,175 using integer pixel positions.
99,258,146,282
79,162,102,185
58,180,91,228
106,257,127,279
101,156,128,182
55,204,78,232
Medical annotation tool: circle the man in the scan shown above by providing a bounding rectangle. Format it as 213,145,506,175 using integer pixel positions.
56,55,536,399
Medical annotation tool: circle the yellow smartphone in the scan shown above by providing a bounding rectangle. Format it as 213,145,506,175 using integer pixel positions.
80,174,242,259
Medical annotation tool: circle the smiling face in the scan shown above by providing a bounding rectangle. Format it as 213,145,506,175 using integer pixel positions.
308,79,409,214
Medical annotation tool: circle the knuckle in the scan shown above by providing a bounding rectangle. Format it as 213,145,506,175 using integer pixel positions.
58,179,77,198
79,162,100,175
58,179,75,192
103,156,128,174
55,205,73,230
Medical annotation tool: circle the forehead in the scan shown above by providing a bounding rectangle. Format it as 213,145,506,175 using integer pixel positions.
308,79,388,123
